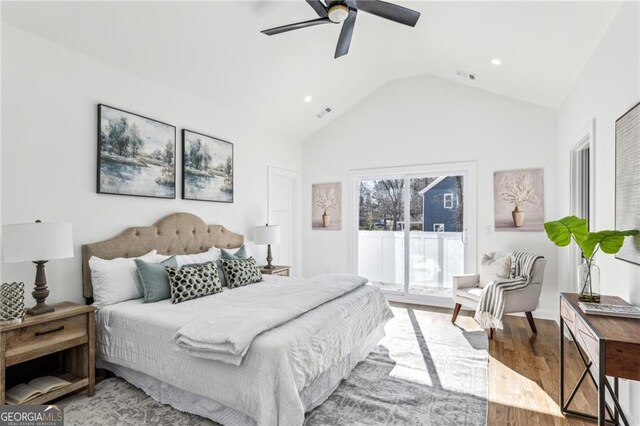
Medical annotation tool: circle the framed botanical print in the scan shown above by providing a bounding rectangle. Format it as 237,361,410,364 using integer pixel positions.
493,168,544,231
98,104,176,199
182,129,234,202
312,182,341,230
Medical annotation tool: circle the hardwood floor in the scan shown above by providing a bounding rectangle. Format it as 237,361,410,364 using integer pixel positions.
390,302,598,425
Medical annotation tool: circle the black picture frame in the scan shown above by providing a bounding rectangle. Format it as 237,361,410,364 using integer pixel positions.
182,129,234,203
614,101,640,265
97,104,176,199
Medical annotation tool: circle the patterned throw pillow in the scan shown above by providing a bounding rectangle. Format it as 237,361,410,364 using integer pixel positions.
165,262,222,304
221,257,263,289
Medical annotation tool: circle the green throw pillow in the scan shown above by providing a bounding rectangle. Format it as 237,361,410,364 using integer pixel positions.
135,256,178,303
221,246,248,260
216,260,228,287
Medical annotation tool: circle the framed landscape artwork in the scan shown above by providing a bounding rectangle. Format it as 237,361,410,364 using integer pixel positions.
182,129,234,202
615,101,640,265
493,168,544,232
312,182,341,230
98,104,176,199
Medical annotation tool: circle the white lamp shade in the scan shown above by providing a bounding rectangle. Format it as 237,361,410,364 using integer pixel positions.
2,222,74,263
253,225,281,245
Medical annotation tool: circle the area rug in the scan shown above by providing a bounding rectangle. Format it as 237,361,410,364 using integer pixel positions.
60,306,488,425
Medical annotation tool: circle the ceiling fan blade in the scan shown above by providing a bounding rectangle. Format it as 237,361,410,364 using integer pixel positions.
335,9,357,58
262,17,332,36
353,0,420,27
306,0,328,18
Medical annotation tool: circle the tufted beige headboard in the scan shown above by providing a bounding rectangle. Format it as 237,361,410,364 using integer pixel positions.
81,212,244,301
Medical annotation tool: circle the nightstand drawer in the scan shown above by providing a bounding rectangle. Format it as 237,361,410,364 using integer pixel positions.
4,314,88,365
273,270,289,277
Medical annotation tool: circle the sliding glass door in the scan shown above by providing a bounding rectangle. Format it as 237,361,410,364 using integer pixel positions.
358,178,405,293
353,163,476,302
407,175,465,297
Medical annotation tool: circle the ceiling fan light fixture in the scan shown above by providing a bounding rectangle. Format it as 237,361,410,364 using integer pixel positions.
261,0,421,58
328,4,349,23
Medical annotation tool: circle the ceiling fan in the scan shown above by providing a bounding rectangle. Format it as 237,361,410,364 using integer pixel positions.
261,0,421,59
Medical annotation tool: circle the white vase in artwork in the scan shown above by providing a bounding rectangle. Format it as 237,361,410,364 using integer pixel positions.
512,206,525,227
322,211,330,227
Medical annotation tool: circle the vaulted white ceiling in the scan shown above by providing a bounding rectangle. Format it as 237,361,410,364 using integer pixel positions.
2,1,623,143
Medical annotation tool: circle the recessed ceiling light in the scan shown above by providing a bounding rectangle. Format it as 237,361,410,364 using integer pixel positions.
304,96,313,103
491,58,502,66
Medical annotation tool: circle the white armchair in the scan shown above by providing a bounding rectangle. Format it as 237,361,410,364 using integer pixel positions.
452,252,546,338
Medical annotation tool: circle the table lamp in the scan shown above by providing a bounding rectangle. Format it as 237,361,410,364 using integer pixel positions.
253,224,281,269
2,220,73,315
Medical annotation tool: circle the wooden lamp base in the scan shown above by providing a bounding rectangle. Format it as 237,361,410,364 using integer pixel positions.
26,260,55,316
264,244,276,269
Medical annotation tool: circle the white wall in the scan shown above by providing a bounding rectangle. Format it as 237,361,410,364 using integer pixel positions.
557,2,640,421
301,73,559,318
0,6,3,283
1,24,302,303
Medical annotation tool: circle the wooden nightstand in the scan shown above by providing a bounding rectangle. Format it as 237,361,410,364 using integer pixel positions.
0,302,96,405
260,265,291,277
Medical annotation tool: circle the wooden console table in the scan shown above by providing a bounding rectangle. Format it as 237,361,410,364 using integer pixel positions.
560,293,640,425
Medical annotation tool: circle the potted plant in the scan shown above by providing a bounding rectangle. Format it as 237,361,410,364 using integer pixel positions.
544,216,638,302
500,173,537,227
315,186,338,227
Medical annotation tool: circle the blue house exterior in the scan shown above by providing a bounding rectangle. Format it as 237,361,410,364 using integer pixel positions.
420,176,463,232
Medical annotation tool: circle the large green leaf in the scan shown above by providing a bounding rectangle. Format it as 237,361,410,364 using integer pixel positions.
581,229,640,258
544,216,588,247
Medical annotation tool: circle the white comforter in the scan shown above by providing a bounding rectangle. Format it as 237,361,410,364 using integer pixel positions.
96,275,393,426
175,274,367,365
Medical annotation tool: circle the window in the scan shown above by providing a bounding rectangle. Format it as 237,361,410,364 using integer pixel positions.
444,193,454,209
433,224,445,232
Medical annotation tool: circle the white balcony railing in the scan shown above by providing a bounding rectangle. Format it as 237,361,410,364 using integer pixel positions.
358,231,464,295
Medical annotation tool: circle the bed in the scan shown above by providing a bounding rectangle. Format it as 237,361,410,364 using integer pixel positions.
82,213,393,426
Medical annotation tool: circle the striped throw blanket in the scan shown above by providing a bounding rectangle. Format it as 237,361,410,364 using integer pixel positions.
474,251,543,329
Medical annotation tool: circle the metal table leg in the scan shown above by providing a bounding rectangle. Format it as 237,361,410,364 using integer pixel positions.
560,319,620,425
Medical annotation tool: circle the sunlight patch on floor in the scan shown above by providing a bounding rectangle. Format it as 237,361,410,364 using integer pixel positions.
381,307,435,387
488,356,565,418
382,305,488,395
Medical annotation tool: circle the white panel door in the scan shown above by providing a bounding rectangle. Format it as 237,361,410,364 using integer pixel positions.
268,167,300,274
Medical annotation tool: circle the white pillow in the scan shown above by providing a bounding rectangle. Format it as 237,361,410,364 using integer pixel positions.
173,247,221,267
479,254,511,288
89,250,157,308
243,242,256,258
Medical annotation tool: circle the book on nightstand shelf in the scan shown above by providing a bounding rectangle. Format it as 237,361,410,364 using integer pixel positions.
579,302,640,319
5,376,71,405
